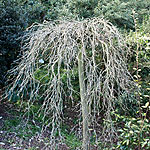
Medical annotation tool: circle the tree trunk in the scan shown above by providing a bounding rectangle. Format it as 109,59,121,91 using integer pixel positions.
78,51,89,150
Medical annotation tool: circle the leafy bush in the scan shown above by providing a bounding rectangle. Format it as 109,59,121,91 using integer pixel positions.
0,0,46,86
0,0,25,85
113,17,150,149
126,16,150,102
21,0,150,29
114,102,150,149
94,0,150,29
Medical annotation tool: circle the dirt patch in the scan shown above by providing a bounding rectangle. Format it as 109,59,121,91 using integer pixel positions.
0,104,9,128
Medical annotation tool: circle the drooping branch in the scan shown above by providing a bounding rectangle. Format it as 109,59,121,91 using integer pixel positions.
7,18,134,148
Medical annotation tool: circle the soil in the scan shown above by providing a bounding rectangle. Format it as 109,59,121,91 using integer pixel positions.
0,103,69,150
0,89,98,150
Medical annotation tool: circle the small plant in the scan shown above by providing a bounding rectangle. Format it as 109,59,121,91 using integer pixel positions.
62,131,82,149
114,102,150,149
114,14,150,150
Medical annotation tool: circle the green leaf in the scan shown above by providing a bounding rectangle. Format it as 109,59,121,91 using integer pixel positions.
142,141,147,147
129,130,133,134
144,95,150,98
142,102,149,108
126,139,129,145
137,120,143,124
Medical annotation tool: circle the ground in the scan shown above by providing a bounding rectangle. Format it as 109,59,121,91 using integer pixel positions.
0,102,74,150
0,87,99,150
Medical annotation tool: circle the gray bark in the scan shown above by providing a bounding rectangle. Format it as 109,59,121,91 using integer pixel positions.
78,51,89,150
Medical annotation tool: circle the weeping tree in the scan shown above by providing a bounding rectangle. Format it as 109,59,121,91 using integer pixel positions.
7,18,133,149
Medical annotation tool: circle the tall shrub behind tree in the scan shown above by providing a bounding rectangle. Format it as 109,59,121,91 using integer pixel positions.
0,0,25,85
0,0,47,86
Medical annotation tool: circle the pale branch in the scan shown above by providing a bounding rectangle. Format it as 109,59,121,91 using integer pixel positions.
6,18,134,148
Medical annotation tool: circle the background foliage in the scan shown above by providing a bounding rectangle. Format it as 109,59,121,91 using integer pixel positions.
0,0,24,85
1,0,150,85
0,0,150,149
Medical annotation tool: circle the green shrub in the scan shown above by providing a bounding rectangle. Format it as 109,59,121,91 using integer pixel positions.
113,17,150,149
114,103,150,149
94,0,150,30
0,0,51,86
0,0,25,85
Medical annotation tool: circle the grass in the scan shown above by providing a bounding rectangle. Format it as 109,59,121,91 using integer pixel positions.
62,131,82,149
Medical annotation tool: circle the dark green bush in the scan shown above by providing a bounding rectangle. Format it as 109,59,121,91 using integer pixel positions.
0,0,25,85
0,0,46,85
